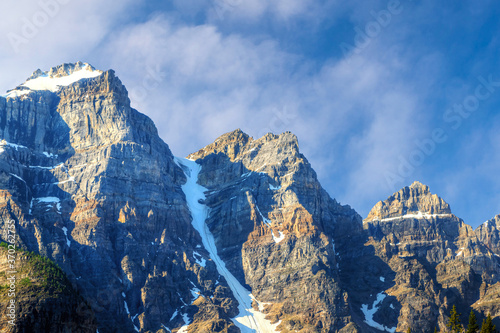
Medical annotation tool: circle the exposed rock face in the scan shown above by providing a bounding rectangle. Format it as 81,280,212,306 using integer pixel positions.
3,63,500,333
0,63,238,333
189,129,361,332
476,215,500,255
365,182,451,222
344,182,500,333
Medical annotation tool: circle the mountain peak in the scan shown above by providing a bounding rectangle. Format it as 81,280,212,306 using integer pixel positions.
364,181,452,222
216,128,251,144
28,61,100,80
409,180,427,190
187,130,300,162
2,61,103,99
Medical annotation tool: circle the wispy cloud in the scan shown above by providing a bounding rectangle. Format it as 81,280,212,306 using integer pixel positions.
0,0,498,227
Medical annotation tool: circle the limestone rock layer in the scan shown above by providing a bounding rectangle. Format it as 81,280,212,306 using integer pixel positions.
1,63,500,333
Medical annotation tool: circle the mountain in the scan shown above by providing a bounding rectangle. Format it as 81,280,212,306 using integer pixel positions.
1,62,500,333
0,62,238,332
186,129,361,332
353,182,500,332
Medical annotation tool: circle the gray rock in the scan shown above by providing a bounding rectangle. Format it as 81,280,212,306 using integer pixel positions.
0,63,238,333
190,129,361,332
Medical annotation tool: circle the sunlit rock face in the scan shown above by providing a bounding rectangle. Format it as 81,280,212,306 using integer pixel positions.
2,63,500,333
0,63,237,333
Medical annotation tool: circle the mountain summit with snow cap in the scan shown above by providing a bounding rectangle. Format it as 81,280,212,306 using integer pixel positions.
364,181,452,223
2,61,102,99
2,63,500,332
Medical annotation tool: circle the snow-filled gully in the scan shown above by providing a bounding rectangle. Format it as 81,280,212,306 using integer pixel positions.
176,158,279,333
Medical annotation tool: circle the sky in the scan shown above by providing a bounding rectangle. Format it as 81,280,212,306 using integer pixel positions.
0,0,499,227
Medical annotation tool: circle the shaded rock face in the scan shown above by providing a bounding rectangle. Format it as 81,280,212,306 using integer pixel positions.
0,63,238,332
4,63,500,333
189,129,362,332
342,183,500,333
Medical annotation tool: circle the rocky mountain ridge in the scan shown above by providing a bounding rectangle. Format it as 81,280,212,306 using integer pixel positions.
0,63,500,333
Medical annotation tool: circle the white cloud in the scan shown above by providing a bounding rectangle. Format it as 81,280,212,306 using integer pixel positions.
1,0,494,226
95,15,303,154
91,14,430,219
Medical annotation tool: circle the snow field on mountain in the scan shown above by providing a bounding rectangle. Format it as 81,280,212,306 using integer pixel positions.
1,64,102,97
361,292,396,333
177,157,279,333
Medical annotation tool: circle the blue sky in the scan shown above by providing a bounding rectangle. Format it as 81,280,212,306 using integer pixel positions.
0,0,499,227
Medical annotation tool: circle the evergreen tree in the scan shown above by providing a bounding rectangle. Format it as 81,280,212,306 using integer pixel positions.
480,314,496,333
407,328,411,333
467,310,479,333
448,305,463,333
434,327,438,333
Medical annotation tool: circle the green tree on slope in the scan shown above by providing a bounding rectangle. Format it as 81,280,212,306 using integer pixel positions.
480,314,496,333
467,310,479,333
448,305,463,333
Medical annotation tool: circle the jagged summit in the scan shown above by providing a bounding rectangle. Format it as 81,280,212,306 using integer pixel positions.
3,63,500,332
187,129,299,162
475,214,500,255
28,61,100,80
364,181,452,222
2,61,103,99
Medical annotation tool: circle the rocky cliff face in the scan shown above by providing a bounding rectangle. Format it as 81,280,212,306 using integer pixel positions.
365,182,451,222
344,182,500,333
0,63,238,333
2,63,500,333
188,129,361,332
476,215,500,255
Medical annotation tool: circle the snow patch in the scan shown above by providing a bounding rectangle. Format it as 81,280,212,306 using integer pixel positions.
34,197,61,212
62,227,71,247
189,281,201,301
43,152,58,158
368,211,452,223
272,230,285,243
22,64,102,92
177,158,279,332
255,204,284,244
178,313,190,333
9,173,25,183
169,309,179,322
193,251,207,267
0,140,28,150
1,89,31,99
380,276,385,282
361,292,396,333
53,177,75,185
255,205,272,226
29,162,64,170
269,184,281,190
